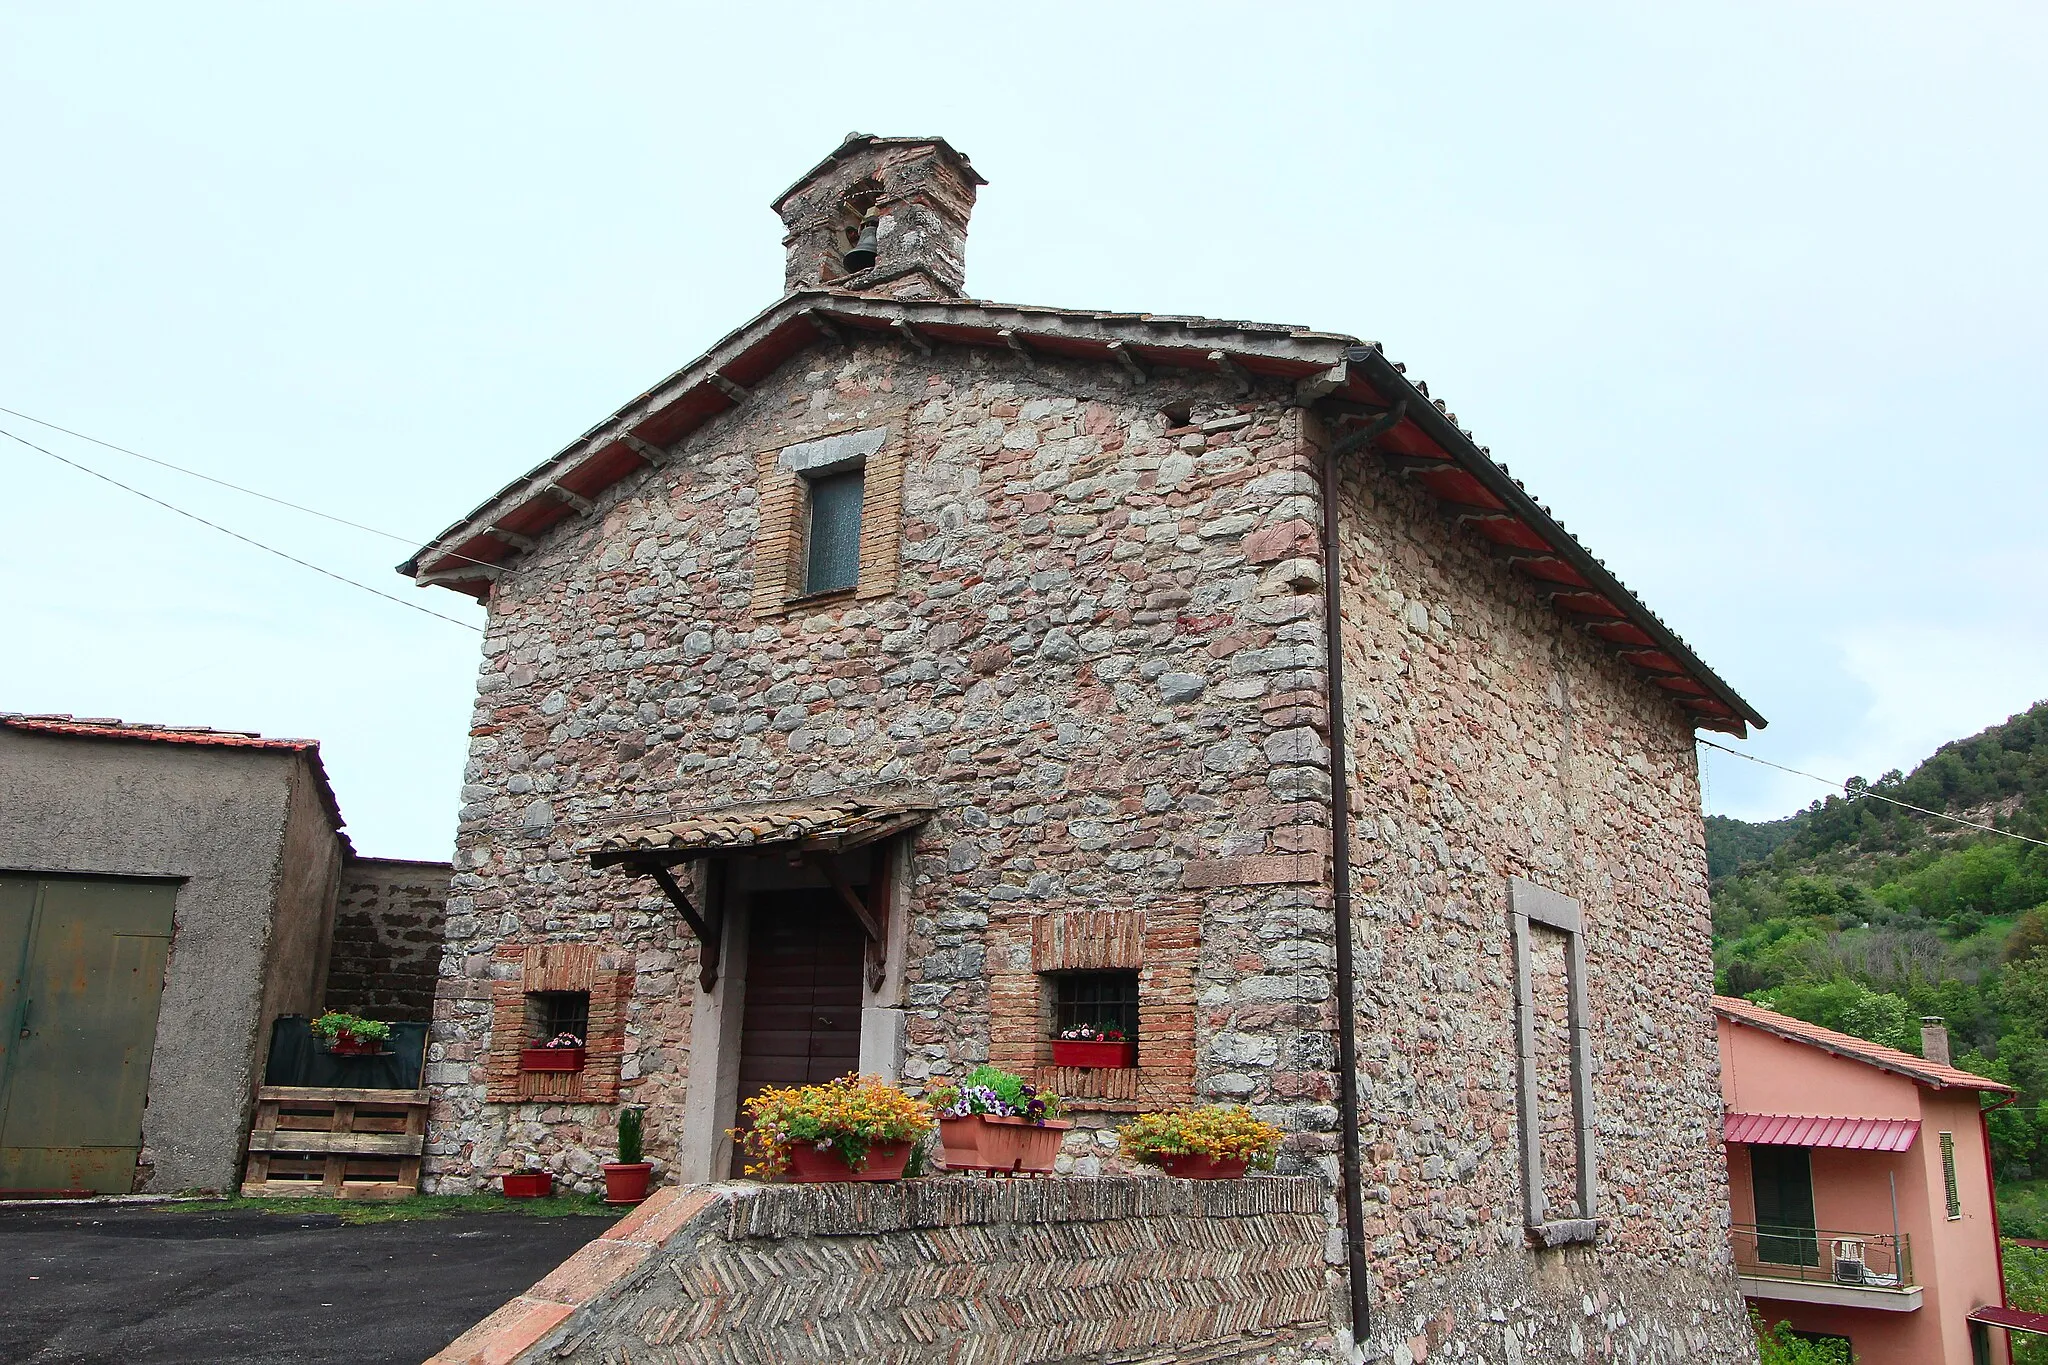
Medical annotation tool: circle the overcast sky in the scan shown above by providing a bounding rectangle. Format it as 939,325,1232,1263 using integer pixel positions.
4,3,2043,859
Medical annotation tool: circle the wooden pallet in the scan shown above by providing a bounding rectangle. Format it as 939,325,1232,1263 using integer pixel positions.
240,1085,429,1200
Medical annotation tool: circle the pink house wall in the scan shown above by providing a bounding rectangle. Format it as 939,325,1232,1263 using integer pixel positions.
1718,1017,2009,1365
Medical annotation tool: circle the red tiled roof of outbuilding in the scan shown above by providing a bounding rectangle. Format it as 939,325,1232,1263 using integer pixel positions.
1,712,349,843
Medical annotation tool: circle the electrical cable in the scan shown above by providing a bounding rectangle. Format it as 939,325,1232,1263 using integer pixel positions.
1699,737,2048,850
1,425,482,632
0,403,506,573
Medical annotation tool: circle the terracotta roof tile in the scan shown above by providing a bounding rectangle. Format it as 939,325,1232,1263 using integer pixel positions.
1713,995,2012,1094
592,792,936,862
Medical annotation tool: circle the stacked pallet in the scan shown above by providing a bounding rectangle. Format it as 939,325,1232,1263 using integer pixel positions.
240,1085,429,1200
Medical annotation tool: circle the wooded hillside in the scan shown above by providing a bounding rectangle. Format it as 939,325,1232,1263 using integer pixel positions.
1709,699,2048,1193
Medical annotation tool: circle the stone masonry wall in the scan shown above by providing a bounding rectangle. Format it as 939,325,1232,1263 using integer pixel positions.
425,338,1340,1193
428,1176,1334,1365
1321,423,1756,1363
325,856,451,1021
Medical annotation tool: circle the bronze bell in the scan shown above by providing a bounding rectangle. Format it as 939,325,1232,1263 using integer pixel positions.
842,217,878,272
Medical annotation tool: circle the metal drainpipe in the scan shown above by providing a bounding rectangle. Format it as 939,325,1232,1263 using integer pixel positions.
1318,401,1405,1350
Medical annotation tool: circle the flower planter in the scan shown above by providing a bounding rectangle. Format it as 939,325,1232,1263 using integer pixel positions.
501,1172,554,1198
939,1114,1071,1174
519,1046,586,1073
1154,1153,1250,1180
601,1161,654,1204
325,1034,387,1057
1051,1039,1137,1069
784,1139,913,1184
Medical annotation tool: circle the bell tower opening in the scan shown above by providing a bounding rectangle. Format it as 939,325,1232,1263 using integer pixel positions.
772,133,986,300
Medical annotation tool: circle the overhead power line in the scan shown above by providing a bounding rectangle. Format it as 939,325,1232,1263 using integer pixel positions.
0,403,502,573
1698,736,2048,850
0,403,419,545
1,425,481,633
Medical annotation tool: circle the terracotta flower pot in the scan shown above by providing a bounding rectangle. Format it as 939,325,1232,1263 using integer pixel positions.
519,1046,586,1073
1153,1152,1250,1180
601,1161,654,1204
784,1139,913,1184
501,1172,554,1198
1050,1039,1137,1069
939,1114,1070,1174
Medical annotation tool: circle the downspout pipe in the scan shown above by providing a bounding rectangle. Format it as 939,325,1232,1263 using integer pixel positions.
1318,400,1405,1350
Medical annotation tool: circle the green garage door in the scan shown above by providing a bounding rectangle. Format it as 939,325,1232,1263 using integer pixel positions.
0,875,176,1194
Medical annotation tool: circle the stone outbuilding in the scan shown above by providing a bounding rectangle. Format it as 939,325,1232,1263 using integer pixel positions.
403,134,1767,1362
0,713,449,1194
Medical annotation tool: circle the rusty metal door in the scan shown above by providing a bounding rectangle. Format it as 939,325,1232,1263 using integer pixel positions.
0,875,176,1194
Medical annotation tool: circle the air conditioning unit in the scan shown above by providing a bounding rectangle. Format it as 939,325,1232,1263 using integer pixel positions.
1832,1237,1868,1285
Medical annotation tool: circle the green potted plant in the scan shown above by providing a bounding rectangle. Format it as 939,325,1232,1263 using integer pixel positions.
309,1011,391,1057
1118,1104,1282,1179
519,1031,586,1073
601,1107,653,1204
927,1065,1069,1174
736,1074,935,1183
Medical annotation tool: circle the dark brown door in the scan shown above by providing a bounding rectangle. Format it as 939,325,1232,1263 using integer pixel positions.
731,890,864,1175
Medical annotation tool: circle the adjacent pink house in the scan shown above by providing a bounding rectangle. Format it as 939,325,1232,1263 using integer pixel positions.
1717,995,2028,1364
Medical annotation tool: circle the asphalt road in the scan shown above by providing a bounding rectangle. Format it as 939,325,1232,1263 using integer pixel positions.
0,1204,611,1365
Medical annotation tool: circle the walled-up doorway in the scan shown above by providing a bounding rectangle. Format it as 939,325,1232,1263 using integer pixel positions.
728,888,865,1176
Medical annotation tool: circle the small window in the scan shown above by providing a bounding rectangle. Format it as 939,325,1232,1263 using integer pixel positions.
803,468,864,595
1942,1131,1961,1219
526,990,589,1045
1052,970,1140,1045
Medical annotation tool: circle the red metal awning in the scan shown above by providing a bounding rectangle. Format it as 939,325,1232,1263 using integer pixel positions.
1969,1306,2048,1336
1724,1113,1920,1152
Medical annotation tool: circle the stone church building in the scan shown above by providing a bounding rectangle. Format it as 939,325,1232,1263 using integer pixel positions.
406,135,1765,1362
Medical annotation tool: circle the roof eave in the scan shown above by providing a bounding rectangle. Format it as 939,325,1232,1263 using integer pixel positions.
1342,346,1766,735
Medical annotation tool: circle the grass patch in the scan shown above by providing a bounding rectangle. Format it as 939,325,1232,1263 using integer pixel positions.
160,1192,622,1225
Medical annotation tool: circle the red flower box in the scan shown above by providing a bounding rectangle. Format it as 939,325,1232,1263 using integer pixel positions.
326,1035,386,1057
1051,1039,1137,1069
501,1172,554,1198
520,1046,586,1073
784,1139,914,1184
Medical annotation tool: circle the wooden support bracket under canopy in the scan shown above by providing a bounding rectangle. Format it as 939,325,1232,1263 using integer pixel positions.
589,793,933,992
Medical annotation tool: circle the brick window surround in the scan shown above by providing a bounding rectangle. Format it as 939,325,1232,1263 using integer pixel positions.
751,426,902,617
1509,876,1600,1247
487,944,633,1104
988,907,1196,1110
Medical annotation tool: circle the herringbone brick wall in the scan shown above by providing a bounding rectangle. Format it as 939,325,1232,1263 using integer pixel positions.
429,1177,1336,1365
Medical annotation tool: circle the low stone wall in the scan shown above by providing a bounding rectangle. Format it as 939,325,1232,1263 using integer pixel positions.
324,856,450,1021
429,1176,1334,1365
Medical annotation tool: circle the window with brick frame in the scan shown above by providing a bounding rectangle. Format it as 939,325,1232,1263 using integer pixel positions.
752,426,902,617
1051,971,1140,1049
525,990,589,1045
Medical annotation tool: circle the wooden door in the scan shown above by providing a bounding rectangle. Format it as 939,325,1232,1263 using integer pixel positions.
1751,1144,1820,1266
730,890,864,1175
0,875,176,1194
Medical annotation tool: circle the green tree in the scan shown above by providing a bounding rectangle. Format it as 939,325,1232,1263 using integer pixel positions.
1751,1309,1854,1364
